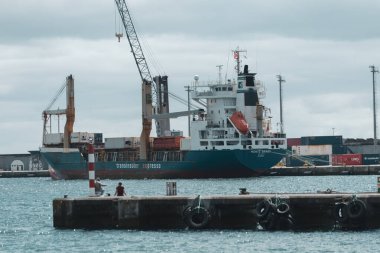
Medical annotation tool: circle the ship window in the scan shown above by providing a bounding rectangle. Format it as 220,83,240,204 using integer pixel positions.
241,140,252,145
211,141,224,146
222,87,227,91
263,140,269,145
227,140,239,145
246,75,254,86
255,140,261,145
199,130,207,139
228,87,233,91
200,141,208,146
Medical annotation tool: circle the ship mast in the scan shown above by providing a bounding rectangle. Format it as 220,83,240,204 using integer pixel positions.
232,47,247,75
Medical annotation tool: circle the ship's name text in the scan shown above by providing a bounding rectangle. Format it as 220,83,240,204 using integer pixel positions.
116,163,161,169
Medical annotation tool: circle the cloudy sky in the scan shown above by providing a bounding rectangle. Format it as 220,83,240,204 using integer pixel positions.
1,0,380,154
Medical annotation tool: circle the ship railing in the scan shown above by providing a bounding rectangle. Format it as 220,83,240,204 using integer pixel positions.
194,91,213,97
151,151,183,162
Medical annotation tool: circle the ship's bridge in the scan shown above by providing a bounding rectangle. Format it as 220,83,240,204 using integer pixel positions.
191,81,237,100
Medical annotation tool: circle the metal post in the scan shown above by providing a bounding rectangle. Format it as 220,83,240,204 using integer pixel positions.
277,75,286,134
166,181,177,196
184,86,192,137
378,177,380,193
370,65,379,145
216,65,223,84
88,143,96,196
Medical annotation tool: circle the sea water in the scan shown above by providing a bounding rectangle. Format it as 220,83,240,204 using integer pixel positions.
1,176,380,253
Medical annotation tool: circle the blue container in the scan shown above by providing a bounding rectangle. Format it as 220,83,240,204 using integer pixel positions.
301,136,343,146
332,145,347,154
362,154,380,165
94,133,103,144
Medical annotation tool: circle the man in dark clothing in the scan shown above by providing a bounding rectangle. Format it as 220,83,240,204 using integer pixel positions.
115,182,126,196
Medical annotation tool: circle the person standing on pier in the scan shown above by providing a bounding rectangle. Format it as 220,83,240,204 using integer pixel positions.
115,182,127,196
94,177,106,196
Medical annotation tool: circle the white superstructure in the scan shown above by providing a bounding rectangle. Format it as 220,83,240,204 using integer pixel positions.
187,51,286,151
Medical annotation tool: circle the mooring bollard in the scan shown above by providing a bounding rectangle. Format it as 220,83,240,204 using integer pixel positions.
378,177,380,193
88,143,96,196
166,181,177,196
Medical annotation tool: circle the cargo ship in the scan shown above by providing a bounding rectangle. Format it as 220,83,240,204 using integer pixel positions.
40,49,287,179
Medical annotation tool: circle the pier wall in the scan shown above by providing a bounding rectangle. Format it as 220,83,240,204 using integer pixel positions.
268,165,380,176
53,193,380,230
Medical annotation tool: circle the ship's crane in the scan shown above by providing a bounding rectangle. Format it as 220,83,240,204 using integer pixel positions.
42,75,75,150
114,0,171,159
114,1,207,159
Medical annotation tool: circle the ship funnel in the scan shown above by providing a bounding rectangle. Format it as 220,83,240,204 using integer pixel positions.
244,65,249,74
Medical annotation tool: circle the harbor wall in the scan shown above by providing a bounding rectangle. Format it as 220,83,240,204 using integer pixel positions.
53,193,380,230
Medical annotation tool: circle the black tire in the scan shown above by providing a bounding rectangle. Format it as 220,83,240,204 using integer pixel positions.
276,216,294,230
184,206,210,229
335,202,349,223
256,200,274,219
258,211,277,230
276,202,290,215
347,199,366,219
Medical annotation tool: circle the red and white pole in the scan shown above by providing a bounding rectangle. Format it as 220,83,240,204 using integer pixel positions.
88,143,96,196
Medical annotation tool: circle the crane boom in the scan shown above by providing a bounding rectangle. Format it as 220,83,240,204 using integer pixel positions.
115,0,171,142
114,0,153,84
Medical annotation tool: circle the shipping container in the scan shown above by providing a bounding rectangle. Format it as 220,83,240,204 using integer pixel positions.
332,145,347,154
345,145,380,155
71,132,90,144
43,133,63,145
292,145,332,156
171,130,184,137
286,155,331,167
153,136,184,150
332,154,362,166
87,133,94,143
301,136,343,146
94,133,103,144
180,138,191,150
287,138,301,148
362,154,380,165
105,137,140,149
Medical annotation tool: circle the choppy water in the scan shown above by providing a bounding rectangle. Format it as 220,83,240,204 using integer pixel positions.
1,176,380,253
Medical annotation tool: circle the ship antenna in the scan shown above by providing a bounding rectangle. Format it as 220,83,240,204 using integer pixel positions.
216,65,223,84
232,47,247,75
370,65,379,145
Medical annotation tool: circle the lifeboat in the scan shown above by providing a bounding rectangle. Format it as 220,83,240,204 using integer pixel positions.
229,111,249,135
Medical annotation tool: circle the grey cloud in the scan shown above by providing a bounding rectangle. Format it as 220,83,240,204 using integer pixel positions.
1,0,380,43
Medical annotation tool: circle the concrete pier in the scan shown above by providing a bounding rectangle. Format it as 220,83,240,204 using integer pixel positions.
53,193,380,230
267,165,380,176
0,170,49,178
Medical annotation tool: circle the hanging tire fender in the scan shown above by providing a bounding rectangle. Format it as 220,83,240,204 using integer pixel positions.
183,206,211,229
347,199,367,219
256,200,275,219
335,202,349,223
276,202,290,215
